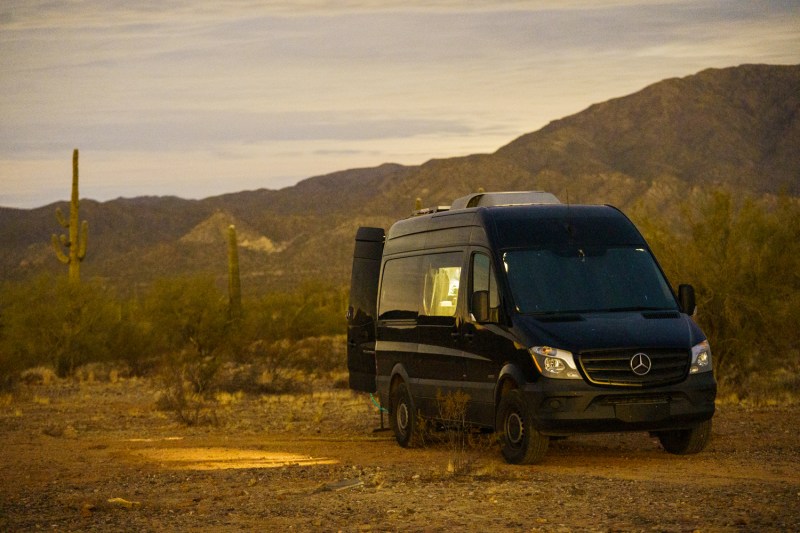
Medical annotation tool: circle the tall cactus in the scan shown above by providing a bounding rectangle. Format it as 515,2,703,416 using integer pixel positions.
51,149,88,284
227,224,242,322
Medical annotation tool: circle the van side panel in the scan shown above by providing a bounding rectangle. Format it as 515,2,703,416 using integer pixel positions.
347,227,384,393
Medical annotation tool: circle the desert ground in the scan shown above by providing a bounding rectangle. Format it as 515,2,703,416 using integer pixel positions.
1,373,798,532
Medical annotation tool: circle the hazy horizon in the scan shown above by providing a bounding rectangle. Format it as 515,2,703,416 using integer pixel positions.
2,0,799,209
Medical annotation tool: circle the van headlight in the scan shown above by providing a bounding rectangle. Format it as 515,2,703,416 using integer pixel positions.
690,340,712,374
530,346,581,379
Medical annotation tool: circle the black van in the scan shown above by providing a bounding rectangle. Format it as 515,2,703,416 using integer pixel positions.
347,191,716,464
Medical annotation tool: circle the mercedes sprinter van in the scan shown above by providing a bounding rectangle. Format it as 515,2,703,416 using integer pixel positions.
347,191,716,464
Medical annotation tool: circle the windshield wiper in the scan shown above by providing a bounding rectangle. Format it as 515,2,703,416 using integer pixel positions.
602,306,676,313
527,310,585,322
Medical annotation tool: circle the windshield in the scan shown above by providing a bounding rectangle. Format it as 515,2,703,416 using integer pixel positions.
503,246,677,314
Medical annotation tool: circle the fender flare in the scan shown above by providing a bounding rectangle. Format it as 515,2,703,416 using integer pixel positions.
494,363,527,406
389,363,411,391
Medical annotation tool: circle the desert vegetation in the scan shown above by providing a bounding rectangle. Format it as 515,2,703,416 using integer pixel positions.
0,272,348,423
1,186,799,413
633,188,800,403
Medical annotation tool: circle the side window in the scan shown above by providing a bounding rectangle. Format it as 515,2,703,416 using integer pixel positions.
378,256,422,319
422,253,463,317
471,253,500,321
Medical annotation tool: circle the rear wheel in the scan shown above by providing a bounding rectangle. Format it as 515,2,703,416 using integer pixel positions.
657,418,712,454
496,389,549,464
390,380,418,448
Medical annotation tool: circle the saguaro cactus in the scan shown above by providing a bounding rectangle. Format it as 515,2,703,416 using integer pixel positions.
227,224,242,322
51,149,88,284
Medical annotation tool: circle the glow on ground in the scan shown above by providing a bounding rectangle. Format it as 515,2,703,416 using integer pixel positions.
131,446,337,470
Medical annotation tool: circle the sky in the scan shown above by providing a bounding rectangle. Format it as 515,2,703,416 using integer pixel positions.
1,1,799,209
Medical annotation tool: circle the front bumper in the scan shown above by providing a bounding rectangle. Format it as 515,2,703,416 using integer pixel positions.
522,372,717,435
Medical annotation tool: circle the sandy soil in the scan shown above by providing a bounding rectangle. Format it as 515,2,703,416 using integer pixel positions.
1,377,798,532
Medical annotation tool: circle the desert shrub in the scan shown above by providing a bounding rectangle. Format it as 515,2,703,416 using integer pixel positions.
0,353,18,390
144,275,231,360
214,358,312,396
414,391,493,475
436,390,472,474
143,277,345,421
0,337,23,389
214,335,346,395
145,275,232,424
636,189,800,400
19,366,59,386
242,282,346,344
234,339,307,394
106,299,159,376
292,335,347,374
227,282,346,392
0,275,121,378
155,350,222,425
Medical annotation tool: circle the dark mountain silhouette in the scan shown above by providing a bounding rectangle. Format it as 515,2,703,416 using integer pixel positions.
497,64,799,194
2,64,797,293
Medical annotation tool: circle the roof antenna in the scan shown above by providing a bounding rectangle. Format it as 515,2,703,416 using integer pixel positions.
565,186,576,239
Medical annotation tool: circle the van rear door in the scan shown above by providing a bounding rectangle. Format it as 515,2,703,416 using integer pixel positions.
347,227,385,392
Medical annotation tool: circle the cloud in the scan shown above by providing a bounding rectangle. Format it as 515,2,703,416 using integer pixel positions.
1,0,799,207
0,111,475,155
2,0,702,30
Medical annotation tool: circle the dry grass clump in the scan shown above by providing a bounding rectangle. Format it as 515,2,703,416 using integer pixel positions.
718,357,800,406
414,391,495,477
154,335,348,426
20,366,58,386
0,392,13,408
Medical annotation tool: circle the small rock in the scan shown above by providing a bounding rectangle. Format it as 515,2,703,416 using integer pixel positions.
42,425,63,438
323,478,364,492
107,497,140,509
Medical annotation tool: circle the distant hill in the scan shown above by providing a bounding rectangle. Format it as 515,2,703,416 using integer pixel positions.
497,64,800,195
2,64,798,294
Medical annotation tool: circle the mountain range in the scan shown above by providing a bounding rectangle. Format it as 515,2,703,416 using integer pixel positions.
1,63,798,295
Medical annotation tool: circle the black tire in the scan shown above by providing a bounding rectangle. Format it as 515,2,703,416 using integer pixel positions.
657,418,712,455
390,380,418,448
496,389,549,464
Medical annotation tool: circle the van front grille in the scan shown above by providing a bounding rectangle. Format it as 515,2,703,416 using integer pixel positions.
578,348,690,387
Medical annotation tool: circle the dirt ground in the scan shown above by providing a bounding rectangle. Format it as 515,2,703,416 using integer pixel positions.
1,376,798,532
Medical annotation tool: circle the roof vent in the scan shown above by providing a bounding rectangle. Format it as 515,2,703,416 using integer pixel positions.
450,191,560,210
410,205,451,217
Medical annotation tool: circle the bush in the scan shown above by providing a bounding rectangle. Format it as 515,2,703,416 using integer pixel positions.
0,275,121,378
144,275,232,424
241,282,346,344
636,189,800,399
144,275,232,359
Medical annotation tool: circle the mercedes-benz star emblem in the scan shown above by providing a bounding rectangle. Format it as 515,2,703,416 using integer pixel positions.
630,353,652,376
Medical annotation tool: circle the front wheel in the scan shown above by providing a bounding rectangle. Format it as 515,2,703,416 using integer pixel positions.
496,389,549,464
390,380,418,448
657,418,712,455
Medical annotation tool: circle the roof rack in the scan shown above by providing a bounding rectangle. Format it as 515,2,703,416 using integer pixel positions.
450,191,560,210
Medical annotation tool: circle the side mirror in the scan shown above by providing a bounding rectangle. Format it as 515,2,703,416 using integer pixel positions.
471,290,490,322
678,284,696,316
